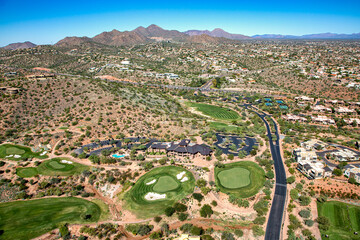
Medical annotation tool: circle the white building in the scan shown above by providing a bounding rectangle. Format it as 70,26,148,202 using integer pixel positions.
297,160,332,179
329,149,360,162
311,115,335,125
293,148,318,162
344,165,360,183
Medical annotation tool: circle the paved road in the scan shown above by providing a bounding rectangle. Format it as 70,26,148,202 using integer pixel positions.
250,108,287,240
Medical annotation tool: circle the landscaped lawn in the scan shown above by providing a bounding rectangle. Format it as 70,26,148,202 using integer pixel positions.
0,197,101,240
189,103,239,120
317,201,360,240
215,161,265,198
16,158,89,178
123,166,195,218
0,144,48,161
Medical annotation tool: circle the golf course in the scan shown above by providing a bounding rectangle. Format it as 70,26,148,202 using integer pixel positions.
317,201,360,240
16,158,89,177
124,166,195,218
0,144,48,161
0,197,101,240
215,161,265,198
189,103,240,120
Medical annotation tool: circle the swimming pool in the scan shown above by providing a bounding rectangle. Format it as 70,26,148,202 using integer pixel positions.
279,105,288,109
264,98,272,102
265,102,273,106
276,100,284,104
112,154,126,158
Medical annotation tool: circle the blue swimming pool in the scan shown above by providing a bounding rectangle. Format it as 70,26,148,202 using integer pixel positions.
112,154,126,158
279,105,288,109
264,98,272,102
265,102,273,106
276,100,284,104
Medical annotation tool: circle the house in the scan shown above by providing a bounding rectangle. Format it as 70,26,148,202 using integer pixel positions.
329,149,360,162
174,234,200,240
293,148,317,162
344,164,360,183
282,114,307,122
301,139,327,151
295,96,314,102
297,160,332,179
335,107,356,114
311,115,335,125
311,105,332,113
344,118,360,126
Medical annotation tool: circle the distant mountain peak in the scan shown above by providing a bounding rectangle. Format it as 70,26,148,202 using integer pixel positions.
2,41,37,50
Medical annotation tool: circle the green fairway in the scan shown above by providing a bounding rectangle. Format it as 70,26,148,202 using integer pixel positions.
217,167,251,189
124,166,195,218
215,161,265,198
0,144,48,161
153,176,179,192
16,158,89,178
0,197,101,240
209,122,240,132
317,201,360,240
189,103,239,120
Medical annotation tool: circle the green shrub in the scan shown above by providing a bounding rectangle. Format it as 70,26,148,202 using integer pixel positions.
200,204,213,218
252,225,265,237
164,207,175,217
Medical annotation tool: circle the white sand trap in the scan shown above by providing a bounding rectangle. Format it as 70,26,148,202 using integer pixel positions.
5,155,13,158
14,155,21,158
180,176,189,182
40,151,47,156
61,160,73,164
144,192,166,201
177,171,186,180
146,179,157,185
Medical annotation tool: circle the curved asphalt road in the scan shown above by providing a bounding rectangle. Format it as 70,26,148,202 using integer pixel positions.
250,108,287,240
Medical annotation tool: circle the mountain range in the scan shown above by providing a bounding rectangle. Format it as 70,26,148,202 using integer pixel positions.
3,25,360,49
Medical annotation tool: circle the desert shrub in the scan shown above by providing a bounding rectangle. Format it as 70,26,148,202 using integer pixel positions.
298,209,311,219
304,219,314,227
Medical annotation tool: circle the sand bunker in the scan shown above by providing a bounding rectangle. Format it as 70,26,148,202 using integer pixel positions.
177,171,186,180
14,155,21,158
180,176,189,182
5,155,13,158
61,160,73,164
144,192,166,201
146,179,157,185
40,151,47,156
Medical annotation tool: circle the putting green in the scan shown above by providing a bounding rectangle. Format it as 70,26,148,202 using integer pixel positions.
153,176,179,192
0,144,48,161
43,159,75,172
16,167,38,178
6,147,26,155
48,161,67,169
217,167,250,189
215,161,265,198
16,158,88,178
124,166,195,218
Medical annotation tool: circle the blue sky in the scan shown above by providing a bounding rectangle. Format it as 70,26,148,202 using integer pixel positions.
1,0,360,46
